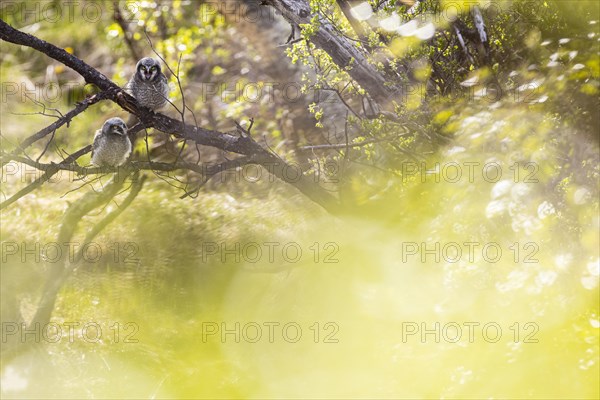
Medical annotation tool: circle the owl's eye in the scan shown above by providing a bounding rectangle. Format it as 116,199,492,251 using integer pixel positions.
150,66,157,72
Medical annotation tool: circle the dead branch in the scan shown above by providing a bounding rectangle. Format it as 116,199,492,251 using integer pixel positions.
29,170,142,328
261,0,403,109
0,146,91,210
0,19,339,213
7,92,109,158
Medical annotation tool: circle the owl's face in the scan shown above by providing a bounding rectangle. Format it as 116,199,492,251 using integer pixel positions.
102,117,128,136
136,57,162,82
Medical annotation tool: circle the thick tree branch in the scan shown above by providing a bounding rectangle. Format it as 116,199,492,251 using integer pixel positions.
262,0,403,109
0,18,339,213
336,0,371,45
30,170,143,328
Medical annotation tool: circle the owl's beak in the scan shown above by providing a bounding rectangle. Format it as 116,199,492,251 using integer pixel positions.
113,126,125,135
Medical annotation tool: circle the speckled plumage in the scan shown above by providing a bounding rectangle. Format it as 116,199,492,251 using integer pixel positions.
91,118,132,167
125,57,169,111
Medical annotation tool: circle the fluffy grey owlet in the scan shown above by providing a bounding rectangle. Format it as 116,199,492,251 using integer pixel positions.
91,117,132,167
125,57,169,110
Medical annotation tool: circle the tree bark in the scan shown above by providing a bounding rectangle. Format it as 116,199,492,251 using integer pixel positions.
262,0,403,109
0,18,339,214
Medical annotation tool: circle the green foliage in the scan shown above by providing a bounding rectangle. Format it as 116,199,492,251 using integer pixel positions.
0,0,598,398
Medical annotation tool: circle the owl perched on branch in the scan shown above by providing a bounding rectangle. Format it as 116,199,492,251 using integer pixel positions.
91,117,132,167
125,57,169,111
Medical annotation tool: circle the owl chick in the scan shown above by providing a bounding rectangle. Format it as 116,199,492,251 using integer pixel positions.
91,118,132,167
125,57,169,111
